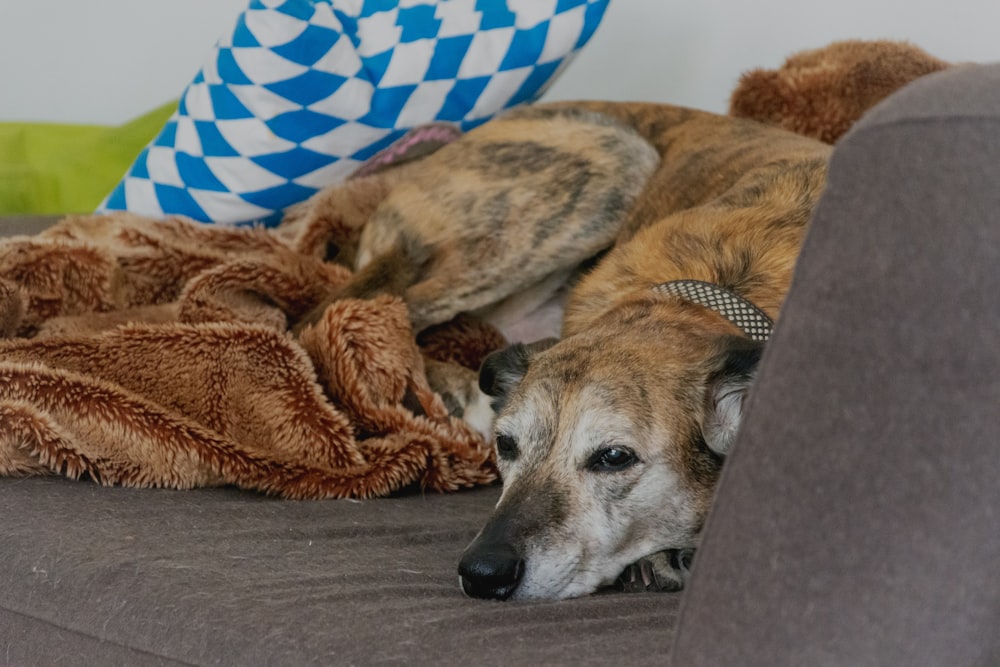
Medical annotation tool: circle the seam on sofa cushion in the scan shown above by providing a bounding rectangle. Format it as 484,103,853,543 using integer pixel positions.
849,113,1000,136
1,606,197,667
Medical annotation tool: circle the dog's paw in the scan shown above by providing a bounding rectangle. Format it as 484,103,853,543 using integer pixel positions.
616,549,695,593
424,359,495,440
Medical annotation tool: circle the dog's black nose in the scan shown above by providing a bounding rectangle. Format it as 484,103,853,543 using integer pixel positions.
458,543,525,600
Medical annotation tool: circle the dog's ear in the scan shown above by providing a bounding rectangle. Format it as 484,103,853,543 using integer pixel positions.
702,339,765,457
479,338,558,410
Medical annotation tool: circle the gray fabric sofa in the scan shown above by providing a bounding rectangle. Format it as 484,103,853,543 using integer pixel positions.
4,63,1000,666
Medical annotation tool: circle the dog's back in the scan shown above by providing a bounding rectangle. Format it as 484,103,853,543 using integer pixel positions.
549,102,831,334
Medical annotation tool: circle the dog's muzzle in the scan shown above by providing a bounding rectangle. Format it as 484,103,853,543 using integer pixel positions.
458,541,525,600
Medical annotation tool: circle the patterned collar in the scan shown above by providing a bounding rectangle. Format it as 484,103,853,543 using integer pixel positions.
653,280,773,342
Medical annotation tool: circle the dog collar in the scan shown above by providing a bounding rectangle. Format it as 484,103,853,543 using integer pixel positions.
653,280,773,342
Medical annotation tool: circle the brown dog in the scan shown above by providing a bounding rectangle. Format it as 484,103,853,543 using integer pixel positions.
458,102,831,600
291,101,831,600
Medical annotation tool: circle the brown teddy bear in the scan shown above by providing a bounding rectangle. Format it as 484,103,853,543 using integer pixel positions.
729,39,950,143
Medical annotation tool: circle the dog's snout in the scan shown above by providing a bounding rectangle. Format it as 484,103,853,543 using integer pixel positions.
458,543,525,601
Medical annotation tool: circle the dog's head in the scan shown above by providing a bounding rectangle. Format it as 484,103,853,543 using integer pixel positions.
458,303,762,600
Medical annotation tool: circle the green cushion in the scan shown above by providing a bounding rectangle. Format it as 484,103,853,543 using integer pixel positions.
0,102,176,215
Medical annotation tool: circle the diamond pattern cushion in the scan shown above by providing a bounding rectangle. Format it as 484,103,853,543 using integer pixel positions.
100,0,609,226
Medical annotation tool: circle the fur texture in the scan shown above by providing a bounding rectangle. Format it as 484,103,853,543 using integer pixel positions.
0,212,500,498
730,39,950,143
294,105,660,336
459,102,832,600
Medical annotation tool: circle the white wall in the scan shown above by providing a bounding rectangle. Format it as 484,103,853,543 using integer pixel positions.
1,0,997,125
545,0,1000,110
0,0,248,124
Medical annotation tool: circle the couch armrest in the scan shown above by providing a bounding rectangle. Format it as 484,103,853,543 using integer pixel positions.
671,63,1000,667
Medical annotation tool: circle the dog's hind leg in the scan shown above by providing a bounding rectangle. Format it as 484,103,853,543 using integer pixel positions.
291,218,437,333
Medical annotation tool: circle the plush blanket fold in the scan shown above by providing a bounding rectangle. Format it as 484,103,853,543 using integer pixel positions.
0,212,501,498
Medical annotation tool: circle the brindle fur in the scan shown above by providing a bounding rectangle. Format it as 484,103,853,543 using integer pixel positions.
294,106,660,334
460,102,831,600
292,100,831,601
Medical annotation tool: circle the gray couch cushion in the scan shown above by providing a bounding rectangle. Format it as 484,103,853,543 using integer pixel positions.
1,479,681,665
671,64,1000,667
1,215,60,237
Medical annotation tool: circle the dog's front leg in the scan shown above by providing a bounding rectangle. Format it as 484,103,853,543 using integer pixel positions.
616,549,695,593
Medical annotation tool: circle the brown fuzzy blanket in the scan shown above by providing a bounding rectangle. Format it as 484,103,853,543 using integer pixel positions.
0,211,503,498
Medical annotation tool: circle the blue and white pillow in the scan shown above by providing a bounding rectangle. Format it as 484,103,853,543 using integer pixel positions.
100,0,609,226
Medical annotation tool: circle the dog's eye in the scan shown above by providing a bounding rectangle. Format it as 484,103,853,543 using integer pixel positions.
495,434,519,461
588,446,638,472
